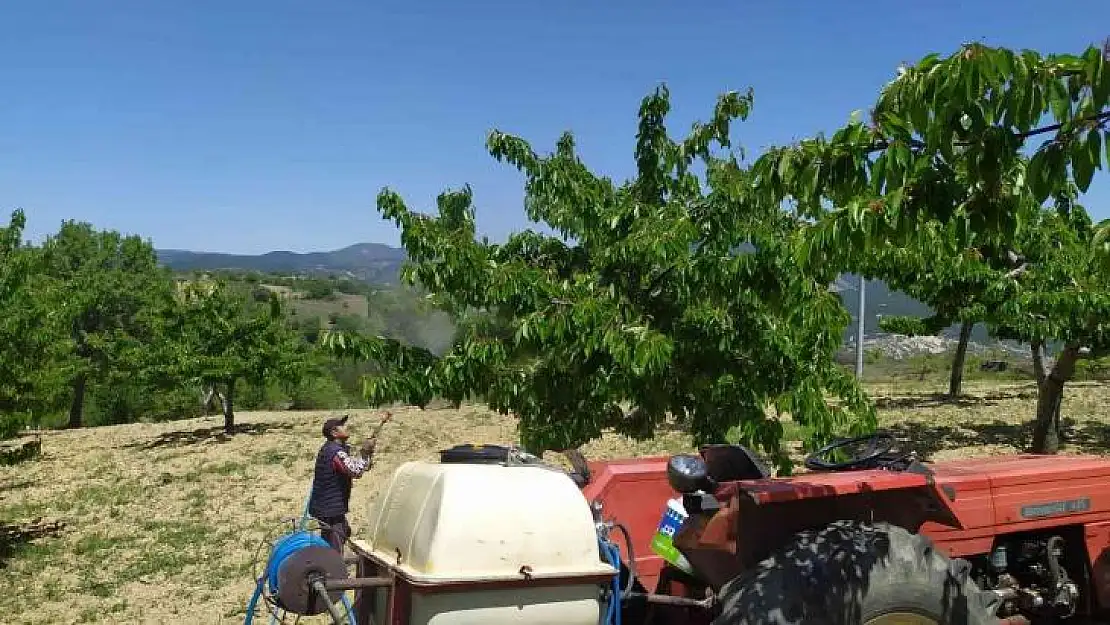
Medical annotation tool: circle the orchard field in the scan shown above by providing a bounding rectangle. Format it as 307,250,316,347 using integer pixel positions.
1,37,1109,625
0,375,1107,624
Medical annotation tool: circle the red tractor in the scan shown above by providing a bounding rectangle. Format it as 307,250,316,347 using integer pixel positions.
582,433,1110,625
250,434,1110,625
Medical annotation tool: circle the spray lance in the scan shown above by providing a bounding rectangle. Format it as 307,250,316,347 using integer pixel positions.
358,411,393,463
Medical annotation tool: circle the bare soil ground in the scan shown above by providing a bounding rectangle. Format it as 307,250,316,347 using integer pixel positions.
0,379,1107,624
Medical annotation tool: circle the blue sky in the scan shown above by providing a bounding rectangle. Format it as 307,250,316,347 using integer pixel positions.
2,0,1107,254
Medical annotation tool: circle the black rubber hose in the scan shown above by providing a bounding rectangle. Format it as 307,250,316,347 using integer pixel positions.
612,521,636,599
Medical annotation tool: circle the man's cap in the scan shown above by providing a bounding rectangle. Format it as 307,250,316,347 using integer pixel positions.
322,415,349,439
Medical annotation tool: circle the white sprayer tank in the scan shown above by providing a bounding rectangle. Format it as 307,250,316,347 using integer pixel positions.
362,459,617,625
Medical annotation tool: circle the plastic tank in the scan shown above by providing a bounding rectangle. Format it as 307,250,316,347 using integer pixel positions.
363,460,617,625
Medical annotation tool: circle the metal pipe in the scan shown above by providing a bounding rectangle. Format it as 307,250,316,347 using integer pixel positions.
629,592,713,609
312,579,349,625
855,274,866,379
324,576,394,590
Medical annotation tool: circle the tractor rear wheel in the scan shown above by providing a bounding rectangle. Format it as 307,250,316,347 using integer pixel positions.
713,520,1001,625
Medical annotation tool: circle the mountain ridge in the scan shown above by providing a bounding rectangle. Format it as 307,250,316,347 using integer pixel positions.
157,242,407,285
155,243,986,342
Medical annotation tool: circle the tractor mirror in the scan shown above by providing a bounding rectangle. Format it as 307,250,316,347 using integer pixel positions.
667,454,711,494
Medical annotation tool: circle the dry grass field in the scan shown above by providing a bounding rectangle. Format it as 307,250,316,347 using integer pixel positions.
286,294,370,322
1,379,1108,624
258,284,371,321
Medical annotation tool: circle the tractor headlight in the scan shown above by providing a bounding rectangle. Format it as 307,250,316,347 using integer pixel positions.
667,454,709,494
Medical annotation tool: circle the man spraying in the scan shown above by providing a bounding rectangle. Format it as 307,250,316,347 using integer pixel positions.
308,412,392,553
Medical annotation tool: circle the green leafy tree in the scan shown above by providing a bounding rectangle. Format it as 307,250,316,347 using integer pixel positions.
752,42,1110,453
0,210,31,428
0,210,57,438
160,278,309,434
986,194,1109,451
865,218,1001,397
39,221,174,429
325,87,874,471
301,279,335,300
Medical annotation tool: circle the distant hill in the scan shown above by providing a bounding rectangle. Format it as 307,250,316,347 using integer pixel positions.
157,243,407,285
156,244,981,343
833,276,996,346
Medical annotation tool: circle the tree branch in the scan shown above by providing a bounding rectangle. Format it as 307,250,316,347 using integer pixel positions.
1019,110,1110,142
1004,263,1030,279
867,109,1110,154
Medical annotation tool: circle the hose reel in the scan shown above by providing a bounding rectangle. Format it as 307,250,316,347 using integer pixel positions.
268,532,349,616
245,524,357,624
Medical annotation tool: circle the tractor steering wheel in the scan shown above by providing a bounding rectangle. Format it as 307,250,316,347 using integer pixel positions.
804,432,899,472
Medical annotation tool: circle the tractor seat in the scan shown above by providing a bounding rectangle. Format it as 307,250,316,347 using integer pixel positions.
700,444,773,482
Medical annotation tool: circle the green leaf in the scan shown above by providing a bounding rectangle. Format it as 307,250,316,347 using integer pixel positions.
1027,151,1050,203
1091,130,1105,172
1091,48,1109,108
1048,79,1070,121
1073,135,1096,193
1105,129,1110,173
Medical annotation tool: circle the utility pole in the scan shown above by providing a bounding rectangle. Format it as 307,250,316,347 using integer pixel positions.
855,275,866,379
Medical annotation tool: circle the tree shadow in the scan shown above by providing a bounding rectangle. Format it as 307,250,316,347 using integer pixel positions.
0,438,42,466
873,394,993,410
0,519,65,569
885,420,1032,458
884,417,1110,459
872,386,1038,411
1059,419,1110,454
0,478,36,491
125,421,296,450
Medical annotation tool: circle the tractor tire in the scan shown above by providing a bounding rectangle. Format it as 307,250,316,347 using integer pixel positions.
713,520,1001,625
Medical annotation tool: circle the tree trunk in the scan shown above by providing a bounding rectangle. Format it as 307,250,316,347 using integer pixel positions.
67,373,87,429
201,386,215,416
1031,341,1046,387
1031,345,1080,454
948,321,974,398
221,379,237,434
1030,341,1063,447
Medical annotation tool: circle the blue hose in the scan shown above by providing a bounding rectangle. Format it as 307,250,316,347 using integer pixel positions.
243,485,359,625
598,534,624,625
266,532,331,595
243,578,264,625
272,486,313,625
296,486,358,623
339,590,356,624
